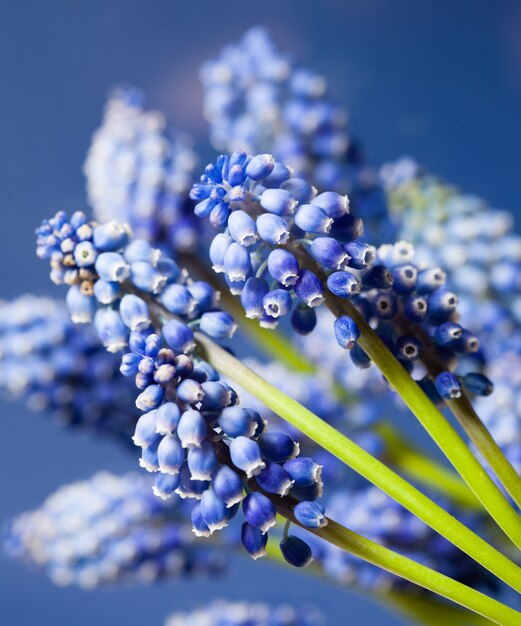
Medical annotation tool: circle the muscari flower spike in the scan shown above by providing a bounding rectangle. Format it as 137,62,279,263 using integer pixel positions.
165,599,324,626
0,295,140,442
36,211,325,564
4,471,225,589
191,151,487,401
84,87,200,252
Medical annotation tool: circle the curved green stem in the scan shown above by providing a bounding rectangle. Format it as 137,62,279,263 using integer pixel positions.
195,331,521,594
274,499,521,625
289,243,521,549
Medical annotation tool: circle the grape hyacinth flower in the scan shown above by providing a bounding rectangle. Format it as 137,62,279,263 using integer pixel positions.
36,211,325,563
4,472,225,589
165,599,324,626
191,151,485,396
84,87,200,252
0,295,140,441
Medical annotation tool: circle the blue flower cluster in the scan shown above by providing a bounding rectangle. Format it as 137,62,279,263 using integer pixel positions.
191,152,489,401
382,160,521,336
84,87,200,252
0,295,139,441
4,472,224,588
36,211,325,563
310,485,496,593
165,599,324,626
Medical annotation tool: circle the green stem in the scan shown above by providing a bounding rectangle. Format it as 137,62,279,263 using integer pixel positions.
274,499,521,625
290,243,521,550
377,424,482,511
195,331,521,594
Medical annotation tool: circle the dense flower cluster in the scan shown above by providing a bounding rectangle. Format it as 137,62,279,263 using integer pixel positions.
310,485,496,593
165,599,324,626
36,211,325,562
84,87,200,252
4,472,225,588
0,295,139,441
383,160,521,336
191,151,490,402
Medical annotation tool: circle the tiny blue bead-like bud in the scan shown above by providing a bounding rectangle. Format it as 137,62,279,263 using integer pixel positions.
294,270,324,307
66,285,96,323
161,284,195,316
95,252,130,282
176,464,209,500
241,522,267,559
255,462,294,496
191,502,212,537
294,501,327,529
334,315,360,349
177,410,207,448
194,197,218,218
120,352,141,377
396,336,422,361
188,441,218,481
152,472,180,499
351,343,371,368
224,242,252,282
291,305,317,335
259,432,299,463
392,264,418,294
188,281,219,312
124,239,160,265
228,210,258,247
326,271,360,298
94,308,128,352
199,311,237,339
130,261,167,294
73,240,98,267
242,492,276,533
157,434,185,474
139,437,160,472
362,265,394,289
225,275,246,295
344,241,375,270
229,436,266,478
260,188,296,215
145,334,162,357
190,183,212,201
241,277,269,319
228,163,245,187
427,289,458,324
267,249,300,287
92,221,129,251
262,289,292,319
283,457,322,487
313,191,349,219
132,410,158,448
155,402,182,435
213,465,244,507
418,376,443,404
163,319,195,354
310,237,349,270
404,294,428,322
136,384,165,411
177,378,204,404
372,292,397,319
200,489,229,532
454,330,480,354
463,372,494,396
417,267,447,294
93,279,121,304
119,294,151,332
218,407,257,438
435,372,462,400
245,153,275,180
256,213,290,244
330,213,363,240
280,535,313,567
209,232,232,273
200,381,232,411
280,177,316,203
264,162,292,186
294,204,333,234
434,321,463,346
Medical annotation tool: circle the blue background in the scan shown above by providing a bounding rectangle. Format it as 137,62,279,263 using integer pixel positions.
1,1,520,624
